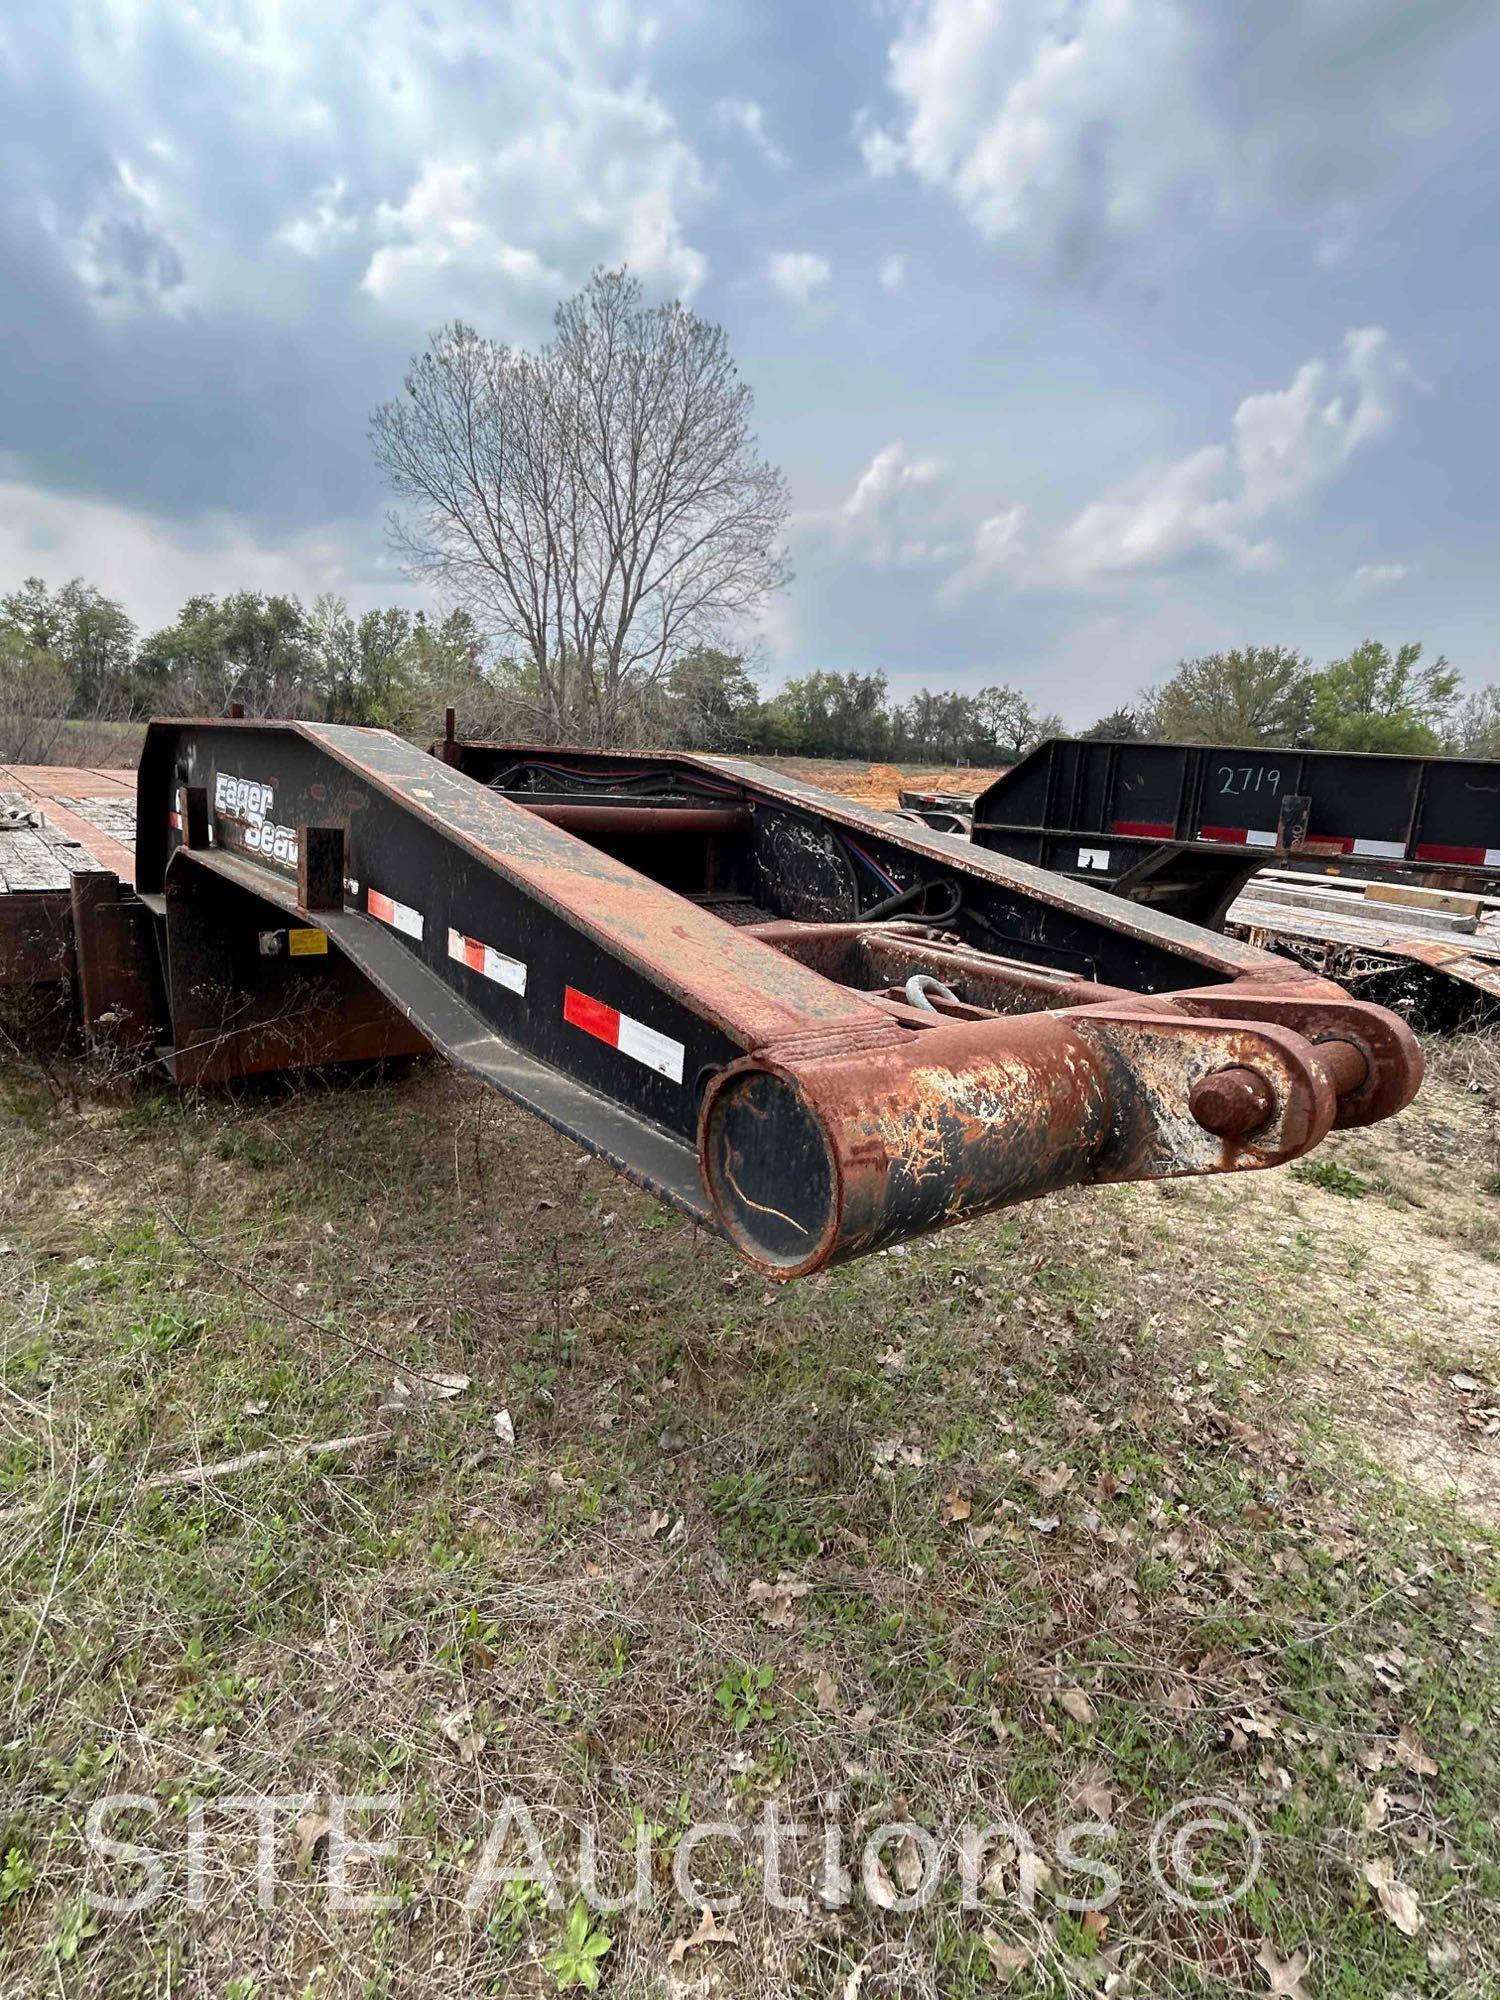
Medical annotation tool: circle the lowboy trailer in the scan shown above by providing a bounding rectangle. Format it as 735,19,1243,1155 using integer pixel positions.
3,718,1423,1278
970,738,1500,927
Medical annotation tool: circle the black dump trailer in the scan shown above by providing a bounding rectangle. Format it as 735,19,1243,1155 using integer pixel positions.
970,739,1500,928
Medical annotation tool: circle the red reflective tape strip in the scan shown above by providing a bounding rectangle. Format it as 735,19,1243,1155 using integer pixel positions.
367,887,424,939
1111,819,1175,839
1415,842,1485,866
167,810,182,831
563,986,621,1046
1199,824,1249,844
446,926,527,995
563,987,684,1080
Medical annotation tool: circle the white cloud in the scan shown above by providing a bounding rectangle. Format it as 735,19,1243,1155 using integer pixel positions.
18,0,712,327
843,329,1415,601
0,470,407,631
767,249,830,304
878,252,906,291
1351,561,1409,593
363,87,708,321
714,96,788,168
862,0,1495,270
1049,327,1409,583
798,443,960,568
276,177,358,258
362,161,565,317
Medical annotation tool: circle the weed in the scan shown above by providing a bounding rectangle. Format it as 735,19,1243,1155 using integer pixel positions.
714,1662,777,1733
1292,1157,1370,1197
484,1877,549,1951
543,1900,613,1992
46,1897,99,1964
0,1845,36,1908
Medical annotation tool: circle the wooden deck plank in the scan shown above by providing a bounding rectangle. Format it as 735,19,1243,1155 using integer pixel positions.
0,767,138,885
0,825,76,893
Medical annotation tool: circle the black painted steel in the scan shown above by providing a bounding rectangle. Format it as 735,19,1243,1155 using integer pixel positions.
972,738,1500,924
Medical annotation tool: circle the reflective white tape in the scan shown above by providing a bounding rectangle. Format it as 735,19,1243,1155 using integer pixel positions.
368,887,424,940
1351,838,1406,860
563,986,685,1083
615,1014,685,1082
447,926,527,996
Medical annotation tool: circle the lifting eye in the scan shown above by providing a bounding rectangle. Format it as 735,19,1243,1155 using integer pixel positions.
903,974,960,1013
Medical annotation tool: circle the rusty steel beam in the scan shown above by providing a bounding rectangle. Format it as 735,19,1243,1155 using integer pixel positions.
522,801,750,839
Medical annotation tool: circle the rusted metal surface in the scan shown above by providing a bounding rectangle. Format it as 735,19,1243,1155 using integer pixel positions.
1229,891,1500,1025
0,893,75,989
2,768,139,997
69,870,158,1048
1188,1065,1275,1139
525,802,750,839
1,721,1428,1281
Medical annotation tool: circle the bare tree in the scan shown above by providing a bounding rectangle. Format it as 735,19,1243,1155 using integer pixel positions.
371,267,790,744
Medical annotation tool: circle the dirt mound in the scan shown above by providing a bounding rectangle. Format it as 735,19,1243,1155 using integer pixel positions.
780,760,1006,809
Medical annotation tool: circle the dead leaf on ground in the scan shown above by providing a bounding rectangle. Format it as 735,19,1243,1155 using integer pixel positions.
666,1905,737,1965
1058,1686,1096,1727
1255,1938,1313,2000
1364,1855,1423,1936
981,1930,1034,1980
1392,1722,1437,1776
1362,1785,1390,1830
941,1487,972,1525
1068,1766,1114,1820
380,1371,471,1413
892,1832,925,1894
294,1807,332,1870
1033,1464,1075,1499
864,1851,899,1910
813,1666,839,1713
491,1408,515,1446
437,1704,486,1763
840,1964,865,2000
748,1575,811,1629
872,1437,925,1471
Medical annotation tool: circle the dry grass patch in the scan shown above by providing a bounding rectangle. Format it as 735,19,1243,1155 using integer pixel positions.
0,1038,1496,1999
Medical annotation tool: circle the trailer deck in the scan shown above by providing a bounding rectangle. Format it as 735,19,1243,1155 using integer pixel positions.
0,765,138,995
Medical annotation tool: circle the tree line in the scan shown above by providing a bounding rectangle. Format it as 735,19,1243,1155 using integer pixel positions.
1,574,1496,766
0,574,1061,763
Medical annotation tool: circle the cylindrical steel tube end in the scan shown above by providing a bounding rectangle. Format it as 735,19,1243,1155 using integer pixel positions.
700,1065,841,1276
700,1017,1113,1278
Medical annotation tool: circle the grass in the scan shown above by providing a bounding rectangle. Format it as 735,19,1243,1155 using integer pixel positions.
0,1035,1497,1997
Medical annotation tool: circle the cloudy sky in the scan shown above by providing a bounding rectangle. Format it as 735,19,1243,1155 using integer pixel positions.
1,0,1496,723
